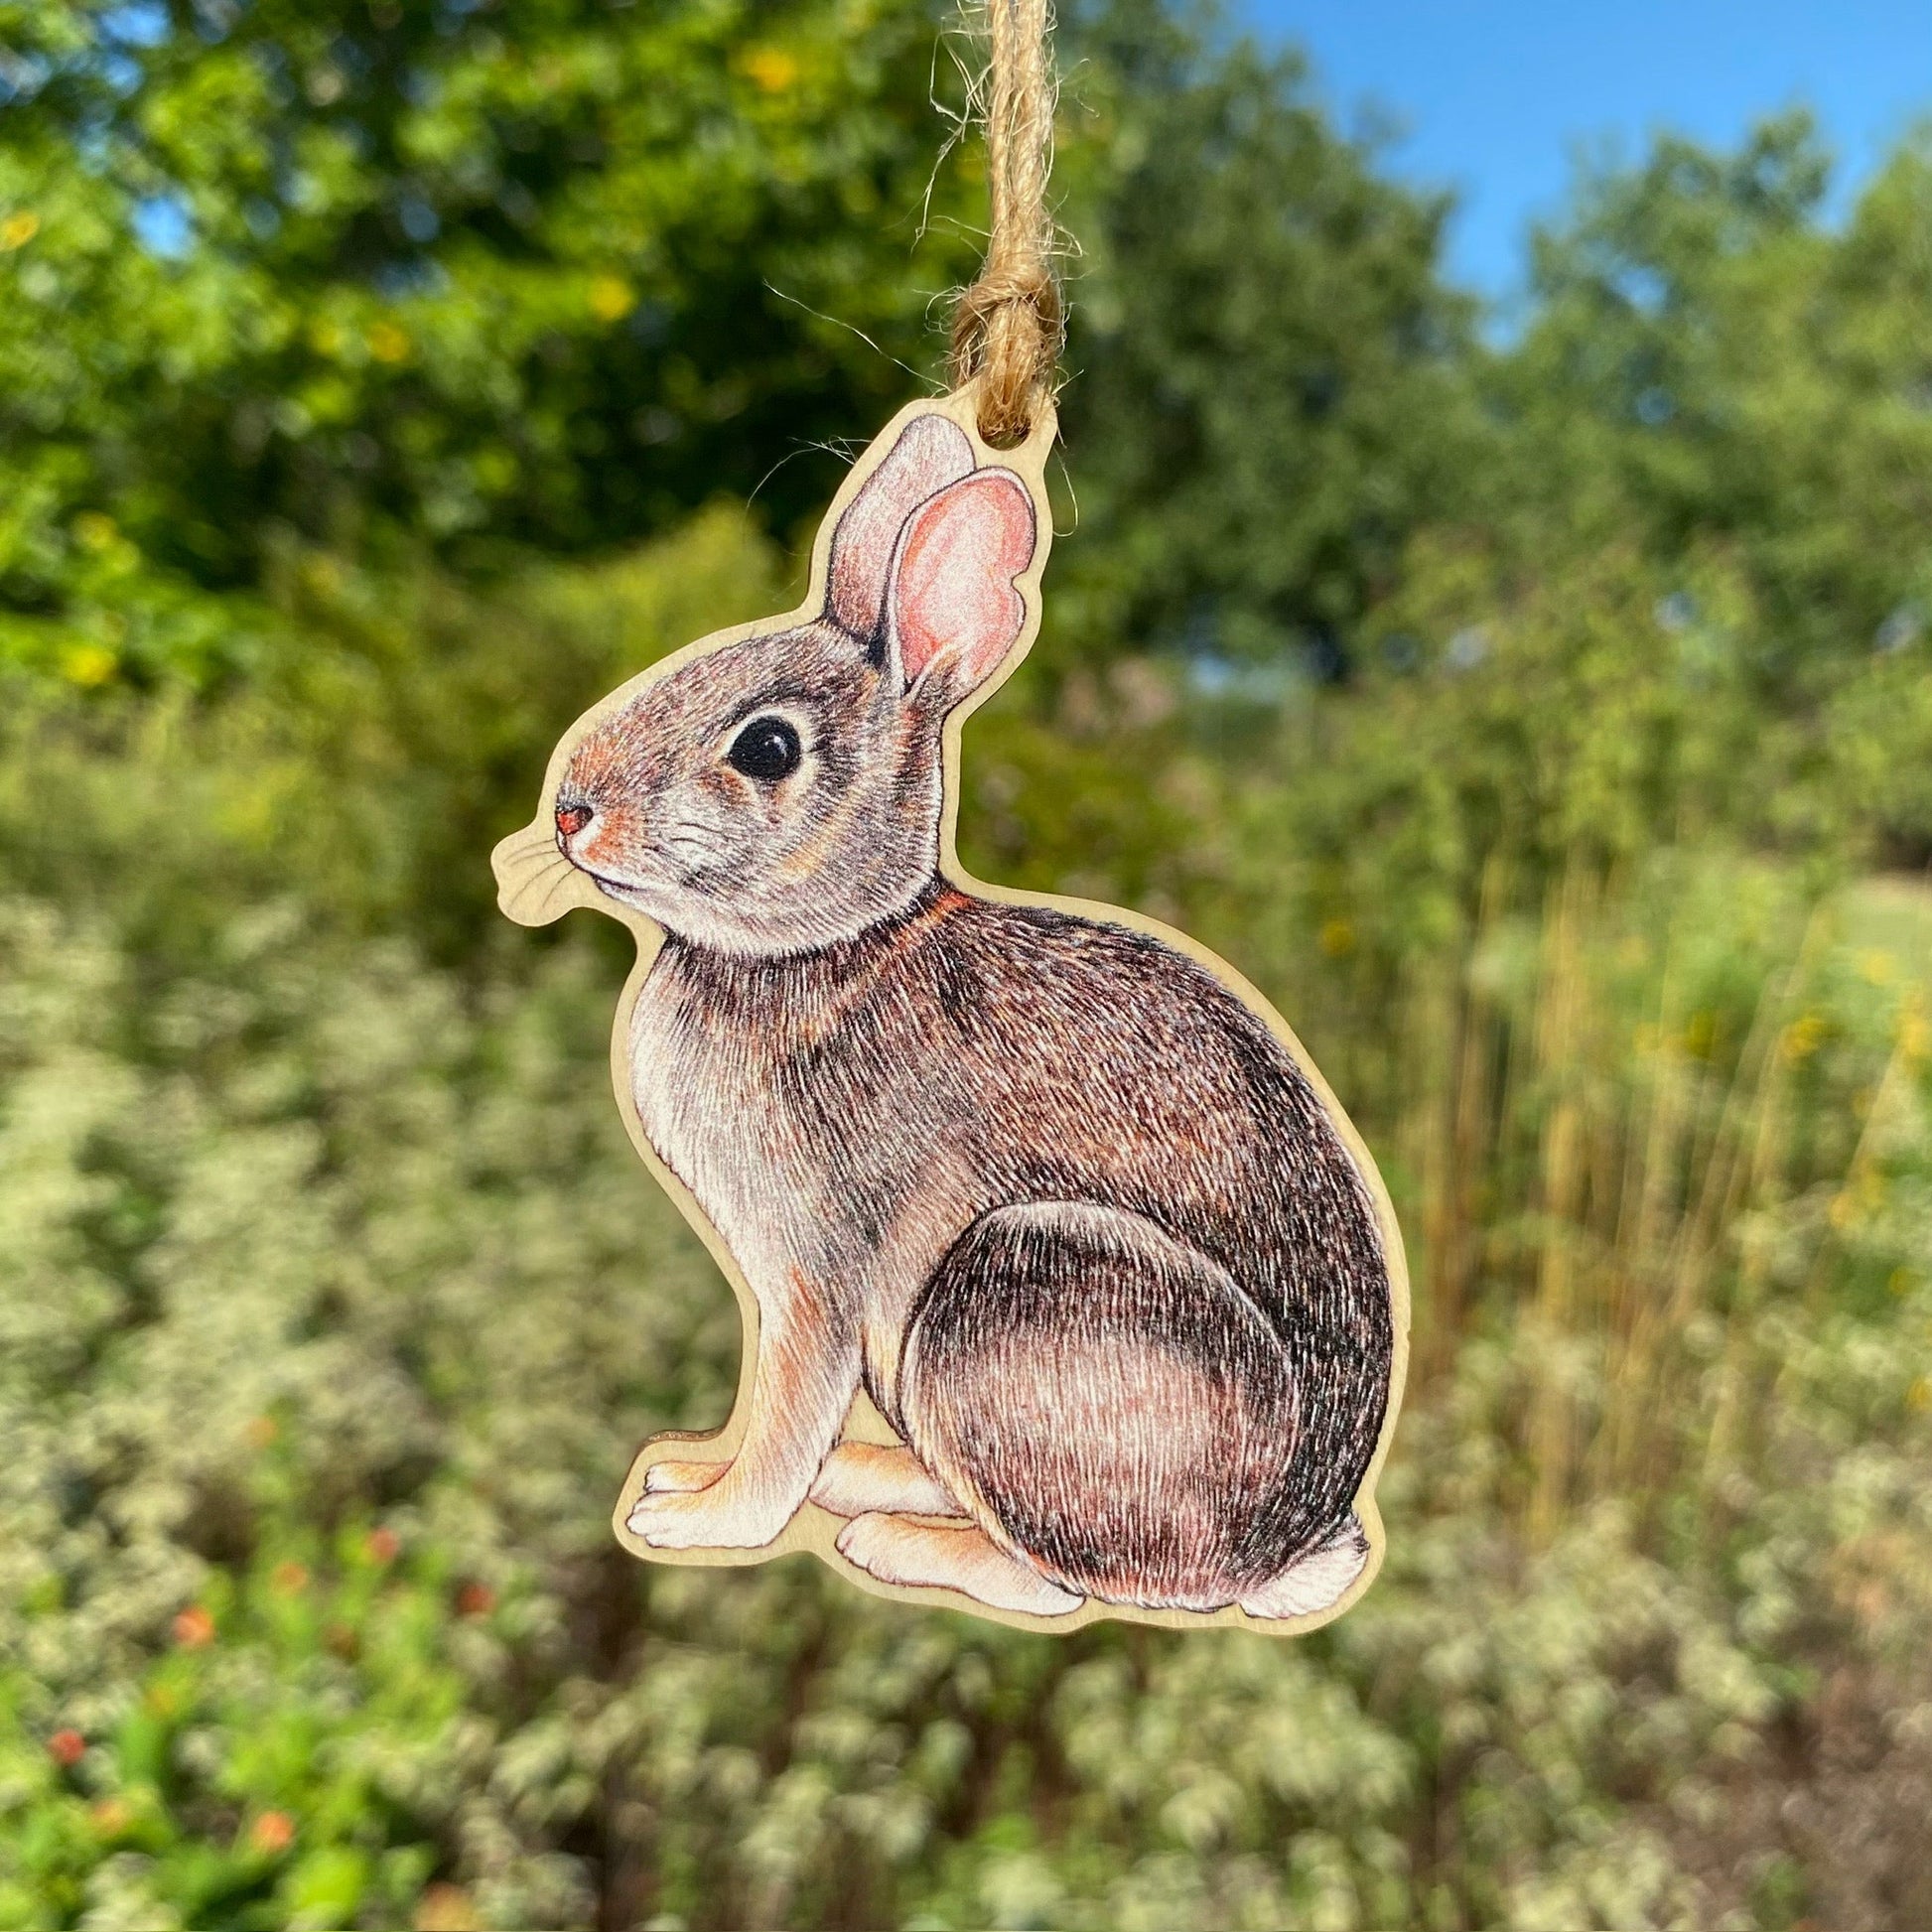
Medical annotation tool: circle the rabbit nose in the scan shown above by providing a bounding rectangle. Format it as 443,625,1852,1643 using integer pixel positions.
555,801,593,840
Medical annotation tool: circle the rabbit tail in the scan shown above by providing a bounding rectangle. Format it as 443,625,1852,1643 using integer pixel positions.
1235,1512,1371,1620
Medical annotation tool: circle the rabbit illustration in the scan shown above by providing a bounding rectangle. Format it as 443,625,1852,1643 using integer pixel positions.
492,394,1405,1628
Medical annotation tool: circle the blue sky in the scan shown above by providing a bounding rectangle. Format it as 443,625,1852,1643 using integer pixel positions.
1240,0,1932,301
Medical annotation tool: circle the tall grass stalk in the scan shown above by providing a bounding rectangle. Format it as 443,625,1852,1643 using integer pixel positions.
1350,856,1926,1545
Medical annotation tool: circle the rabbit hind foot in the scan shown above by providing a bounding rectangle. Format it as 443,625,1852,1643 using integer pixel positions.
835,1512,1082,1617
810,1442,965,1519
1238,1514,1370,1621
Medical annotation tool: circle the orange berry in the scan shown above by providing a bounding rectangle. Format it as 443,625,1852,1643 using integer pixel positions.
48,1727,84,1767
456,1582,494,1618
414,1883,482,1932
250,1810,295,1855
172,1604,216,1647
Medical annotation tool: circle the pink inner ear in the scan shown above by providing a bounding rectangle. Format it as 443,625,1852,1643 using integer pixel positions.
825,414,974,642
890,471,1035,690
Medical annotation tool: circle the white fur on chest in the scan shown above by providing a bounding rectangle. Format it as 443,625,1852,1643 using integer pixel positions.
628,961,823,1304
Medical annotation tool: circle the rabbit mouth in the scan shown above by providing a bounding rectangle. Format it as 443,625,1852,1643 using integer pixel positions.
562,835,716,918
588,871,651,904
565,859,656,906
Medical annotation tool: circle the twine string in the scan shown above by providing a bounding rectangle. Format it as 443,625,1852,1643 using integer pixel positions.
950,0,1062,446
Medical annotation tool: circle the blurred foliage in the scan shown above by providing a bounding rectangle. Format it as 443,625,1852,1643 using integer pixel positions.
1,710,1930,1928
4,0,1932,1927
0,0,980,607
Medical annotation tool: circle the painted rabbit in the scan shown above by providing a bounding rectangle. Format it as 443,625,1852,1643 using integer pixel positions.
493,395,1405,1629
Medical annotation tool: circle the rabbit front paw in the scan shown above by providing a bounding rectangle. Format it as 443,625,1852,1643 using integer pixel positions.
624,1482,788,1551
641,1458,725,1494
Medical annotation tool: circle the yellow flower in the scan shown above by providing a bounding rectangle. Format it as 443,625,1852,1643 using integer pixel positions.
0,209,40,250
1317,916,1355,958
588,273,635,323
1780,1013,1824,1061
741,46,800,93
1900,1006,1929,1063
60,643,117,688
366,320,411,363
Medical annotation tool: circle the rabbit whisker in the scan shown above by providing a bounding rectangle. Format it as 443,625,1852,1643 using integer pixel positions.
532,861,588,922
499,837,568,876
525,859,578,900
502,851,573,896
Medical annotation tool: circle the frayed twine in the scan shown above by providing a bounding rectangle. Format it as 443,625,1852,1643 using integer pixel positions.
948,0,1064,447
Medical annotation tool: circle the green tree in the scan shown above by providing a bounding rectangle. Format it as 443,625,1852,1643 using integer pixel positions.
1499,113,1932,694
1050,0,1483,675
1,0,1499,696
0,0,976,674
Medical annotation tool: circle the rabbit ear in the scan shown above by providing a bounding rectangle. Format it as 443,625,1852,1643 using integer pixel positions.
885,470,1036,698
825,413,976,645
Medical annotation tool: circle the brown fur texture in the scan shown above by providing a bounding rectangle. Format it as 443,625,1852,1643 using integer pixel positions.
640,887,1389,1612
495,400,1402,1627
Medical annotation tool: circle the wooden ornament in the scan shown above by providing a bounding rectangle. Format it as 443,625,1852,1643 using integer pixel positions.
492,388,1408,1633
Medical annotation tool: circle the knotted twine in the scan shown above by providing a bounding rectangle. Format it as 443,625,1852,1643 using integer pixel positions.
949,0,1063,447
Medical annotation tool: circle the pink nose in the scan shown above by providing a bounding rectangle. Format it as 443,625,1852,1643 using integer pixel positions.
555,801,592,840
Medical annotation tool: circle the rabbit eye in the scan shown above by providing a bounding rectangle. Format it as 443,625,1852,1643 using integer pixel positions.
727,715,803,782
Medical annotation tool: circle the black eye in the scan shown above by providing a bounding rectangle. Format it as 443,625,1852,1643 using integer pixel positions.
727,715,803,782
